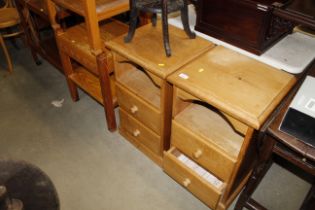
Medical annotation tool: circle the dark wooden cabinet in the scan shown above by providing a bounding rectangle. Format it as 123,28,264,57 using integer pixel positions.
195,0,294,54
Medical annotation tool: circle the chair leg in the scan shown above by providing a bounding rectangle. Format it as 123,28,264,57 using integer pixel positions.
161,0,171,57
6,28,20,50
31,49,42,65
151,13,157,27
0,35,13,73
97,53,117,132
124,7,138,43
181,1,196,39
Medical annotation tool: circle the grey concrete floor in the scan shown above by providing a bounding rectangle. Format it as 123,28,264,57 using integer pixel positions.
0,43,312,210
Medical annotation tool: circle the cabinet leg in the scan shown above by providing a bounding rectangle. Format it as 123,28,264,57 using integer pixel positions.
97,53,117,132
59,50,79,101
234,135,275,210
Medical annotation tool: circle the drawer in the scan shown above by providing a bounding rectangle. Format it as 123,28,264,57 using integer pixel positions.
120,108,161,155
171,121,237,181
163,147,224,209
116,83,161,134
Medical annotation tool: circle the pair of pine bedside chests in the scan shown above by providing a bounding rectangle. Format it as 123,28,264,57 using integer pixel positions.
105,23,296,210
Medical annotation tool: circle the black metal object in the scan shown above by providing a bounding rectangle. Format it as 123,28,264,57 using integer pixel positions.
124,0,196,57
0,160,59,210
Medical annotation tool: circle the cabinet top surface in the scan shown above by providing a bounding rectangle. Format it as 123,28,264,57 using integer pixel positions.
168,46,297,129
105,23,214,79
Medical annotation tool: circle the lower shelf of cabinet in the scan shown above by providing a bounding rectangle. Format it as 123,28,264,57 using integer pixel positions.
69,67,117,106
119,108,163,166
163,147,226,210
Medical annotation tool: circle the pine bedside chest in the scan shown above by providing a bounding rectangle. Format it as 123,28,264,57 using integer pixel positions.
165,46,297,210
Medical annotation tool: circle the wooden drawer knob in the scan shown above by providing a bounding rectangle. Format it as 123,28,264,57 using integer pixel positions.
130,105,138,114
183,178,191,187
193,149,203,159
133,129,140,137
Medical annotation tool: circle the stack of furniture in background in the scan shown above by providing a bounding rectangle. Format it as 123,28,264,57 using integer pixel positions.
14,0,66,72
46,0,129,131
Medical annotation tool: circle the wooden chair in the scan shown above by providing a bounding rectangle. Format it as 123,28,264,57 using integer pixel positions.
124,0,195,57
46,0,129,131
0,0,23,72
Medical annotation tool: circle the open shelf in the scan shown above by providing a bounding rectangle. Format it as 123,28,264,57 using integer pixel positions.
69,66,117,106
174,103,244,159
52,0,129,21
116,65,161,110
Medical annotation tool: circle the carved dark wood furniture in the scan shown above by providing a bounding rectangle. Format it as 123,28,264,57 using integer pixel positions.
194,0,294,55
273,0,315,29
194,0,315,55
234,62,315,210
124,0,196,57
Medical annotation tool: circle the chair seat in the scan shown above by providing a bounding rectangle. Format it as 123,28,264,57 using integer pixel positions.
0,8,20,28
136,0,184,13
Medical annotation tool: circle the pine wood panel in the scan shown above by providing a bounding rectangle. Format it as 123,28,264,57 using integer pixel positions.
116,83,161,134
167,46,297,129
164,148,224,209
106,23,215,79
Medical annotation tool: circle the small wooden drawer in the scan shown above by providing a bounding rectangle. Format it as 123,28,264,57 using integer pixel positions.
116,83,161,134
163,147,225,209
120,108,161,155
171,120,237,181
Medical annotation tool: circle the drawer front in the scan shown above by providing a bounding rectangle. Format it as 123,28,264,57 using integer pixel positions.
116,83,161,134
172,121,236,181
120,108,161,155
163,148,223,209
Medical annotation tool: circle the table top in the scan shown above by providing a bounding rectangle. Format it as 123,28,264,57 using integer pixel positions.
106,22,214,79
268,61,315,162
167,46,297,129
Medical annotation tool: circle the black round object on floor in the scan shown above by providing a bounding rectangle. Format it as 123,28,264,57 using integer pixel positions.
0,159,60,210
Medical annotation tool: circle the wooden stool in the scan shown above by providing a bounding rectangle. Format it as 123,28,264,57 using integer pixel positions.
124,0,196,57
234,63,315,210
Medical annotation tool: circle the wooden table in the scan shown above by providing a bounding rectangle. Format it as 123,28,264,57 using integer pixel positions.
234,61,315,210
